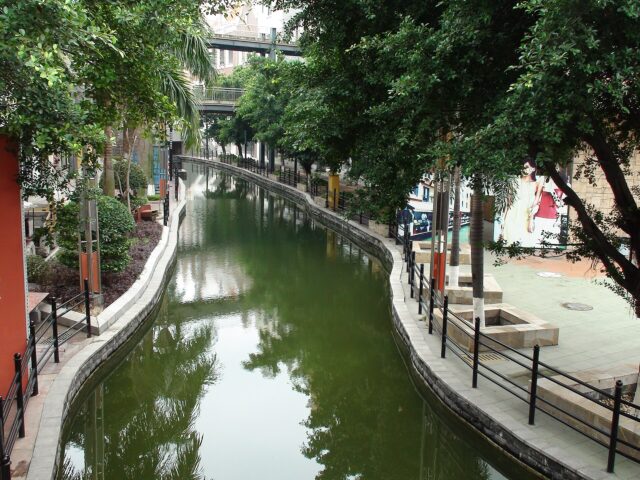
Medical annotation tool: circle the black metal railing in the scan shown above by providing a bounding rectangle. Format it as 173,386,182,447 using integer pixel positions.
395,229,640,473
238,158,268,176
0,281,93,480
277,166,307,187
310,180,328,198
322,188,371,227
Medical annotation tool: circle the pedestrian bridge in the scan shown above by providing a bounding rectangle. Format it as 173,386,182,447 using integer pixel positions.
207,32,302,57
194,86,244,113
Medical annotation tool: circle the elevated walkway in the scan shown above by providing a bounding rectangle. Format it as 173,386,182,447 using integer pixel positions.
207,33,302,57
194,87,243,113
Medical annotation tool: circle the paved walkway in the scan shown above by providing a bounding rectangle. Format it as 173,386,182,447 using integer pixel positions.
398,248,640,479
9,182,180,480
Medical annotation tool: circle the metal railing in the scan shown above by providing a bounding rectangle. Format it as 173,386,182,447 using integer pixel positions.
0,281,93,480
324,188,370,227
392,227,640,473
193,86,244,104
210,32,299,46
278,166,306,188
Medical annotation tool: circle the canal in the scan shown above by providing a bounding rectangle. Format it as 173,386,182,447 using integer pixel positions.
58,164,530,480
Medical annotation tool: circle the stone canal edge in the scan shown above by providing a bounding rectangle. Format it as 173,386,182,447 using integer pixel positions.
28,161,599,480
26,186,186,480
199,158,599,480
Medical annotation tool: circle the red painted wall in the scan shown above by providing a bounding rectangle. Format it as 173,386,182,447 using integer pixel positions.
0,135,28,397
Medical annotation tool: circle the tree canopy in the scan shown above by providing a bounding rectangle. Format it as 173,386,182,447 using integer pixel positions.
245,0,640,314
0,0,236,198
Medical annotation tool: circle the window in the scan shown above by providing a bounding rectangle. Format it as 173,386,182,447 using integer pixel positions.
423,187,430,202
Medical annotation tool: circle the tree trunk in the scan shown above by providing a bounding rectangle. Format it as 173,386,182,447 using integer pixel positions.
102,126,115,196
449,166,462,287
124,129,138,215
235,142,243,159
470,180,485,327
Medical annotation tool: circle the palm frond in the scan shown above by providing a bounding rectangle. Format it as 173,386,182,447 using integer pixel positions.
159,66,201,148
173,19,216,86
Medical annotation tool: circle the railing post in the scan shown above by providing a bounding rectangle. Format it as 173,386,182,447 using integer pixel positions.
607,380,623,473
418,264,425,314
0,397,5,460
325,187,329,208
428,278,435,334
174,171,179,201
528,344,540,425
473,317,481,388
14,354,25,438
409,252,416,297
28,321,38,396
51,297,59,363
440,295,449,358
1,455,10,480
408,250,413,286
333,189,337,211
84,278,92,338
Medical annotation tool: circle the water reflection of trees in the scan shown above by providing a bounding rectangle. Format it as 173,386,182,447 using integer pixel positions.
60,294,217,480
204,173,497,480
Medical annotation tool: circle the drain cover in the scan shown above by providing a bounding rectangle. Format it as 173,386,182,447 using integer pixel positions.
562,302,593,311
537,271,562,278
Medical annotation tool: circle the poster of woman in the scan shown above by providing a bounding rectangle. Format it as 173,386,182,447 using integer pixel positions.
496,159,567,248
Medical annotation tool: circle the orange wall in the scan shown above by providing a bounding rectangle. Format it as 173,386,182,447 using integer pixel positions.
0,135,28,397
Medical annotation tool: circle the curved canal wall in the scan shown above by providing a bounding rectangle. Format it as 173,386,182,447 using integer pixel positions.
192,158,596,480
26,189,186,480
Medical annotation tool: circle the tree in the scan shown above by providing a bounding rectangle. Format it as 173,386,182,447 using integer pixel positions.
57,194,135,273
477,0,640,315
0,0,111,198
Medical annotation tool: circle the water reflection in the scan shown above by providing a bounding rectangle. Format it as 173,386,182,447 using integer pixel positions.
59,165,517,480
62,292,217,479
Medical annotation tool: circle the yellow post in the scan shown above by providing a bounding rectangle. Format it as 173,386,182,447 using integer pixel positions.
328,173,340,210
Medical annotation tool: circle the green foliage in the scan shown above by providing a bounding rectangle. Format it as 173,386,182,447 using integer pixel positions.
26,255,50,284
99,159,149,195
263,0,640,314
57,195,135,273
1,0,234,199
147,194,160,201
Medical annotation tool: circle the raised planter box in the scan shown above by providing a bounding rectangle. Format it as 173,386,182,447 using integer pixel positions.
537,364,640,461
445,273,503,305
434,303,559,352
414,241,471,265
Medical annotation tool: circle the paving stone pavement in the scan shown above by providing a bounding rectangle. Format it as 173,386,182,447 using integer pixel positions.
398,250,640,480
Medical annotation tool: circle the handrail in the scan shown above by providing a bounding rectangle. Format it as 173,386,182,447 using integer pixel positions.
193,86,244,104
1,283,93,479
398,220,640,473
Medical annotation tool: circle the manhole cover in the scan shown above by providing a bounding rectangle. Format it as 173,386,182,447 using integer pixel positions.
537,271,562,278
562,302,593,311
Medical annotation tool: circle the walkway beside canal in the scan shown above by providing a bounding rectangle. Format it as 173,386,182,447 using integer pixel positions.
10,182,184,480
191,156,640,480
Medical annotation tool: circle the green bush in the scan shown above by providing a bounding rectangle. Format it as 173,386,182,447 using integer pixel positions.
99,158,149,195
130,195,148,210
147,194,160,201
26,255,50,284
57,195,135,273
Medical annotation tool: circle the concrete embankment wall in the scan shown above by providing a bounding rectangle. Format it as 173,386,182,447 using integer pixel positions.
195,158,588,480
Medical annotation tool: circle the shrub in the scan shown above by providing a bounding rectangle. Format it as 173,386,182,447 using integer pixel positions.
57,195,135,273
99,158,149,196
26,255,50,284
147,194,160,201
130,195,148,210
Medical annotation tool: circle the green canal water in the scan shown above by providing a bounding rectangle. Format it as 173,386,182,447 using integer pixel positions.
58,164,531,480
